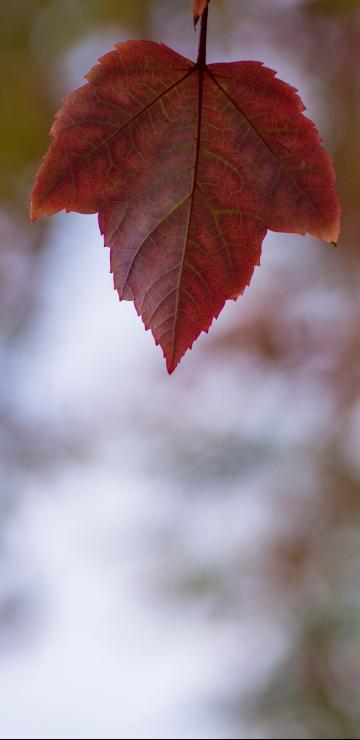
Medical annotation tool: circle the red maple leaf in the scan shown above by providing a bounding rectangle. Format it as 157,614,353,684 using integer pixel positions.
30,4,340,373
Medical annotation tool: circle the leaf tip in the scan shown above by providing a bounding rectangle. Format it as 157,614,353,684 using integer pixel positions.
325,218,341,247
29,197,48,223
165,353,179,375
29,196,39,224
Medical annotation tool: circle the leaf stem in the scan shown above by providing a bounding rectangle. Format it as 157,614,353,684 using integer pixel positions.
197,5,208,68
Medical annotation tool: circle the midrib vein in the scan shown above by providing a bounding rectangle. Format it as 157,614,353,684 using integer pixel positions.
168,66,205,368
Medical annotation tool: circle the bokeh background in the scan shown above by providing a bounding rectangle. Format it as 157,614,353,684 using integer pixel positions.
1,0,360,737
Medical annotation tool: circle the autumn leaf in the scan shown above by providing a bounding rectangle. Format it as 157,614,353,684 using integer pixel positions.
30,7,340,373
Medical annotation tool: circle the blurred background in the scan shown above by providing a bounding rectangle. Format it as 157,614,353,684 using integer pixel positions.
1,0,360,737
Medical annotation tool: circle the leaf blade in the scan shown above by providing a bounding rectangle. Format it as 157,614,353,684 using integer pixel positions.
207,62,340,243
30,41,194,220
